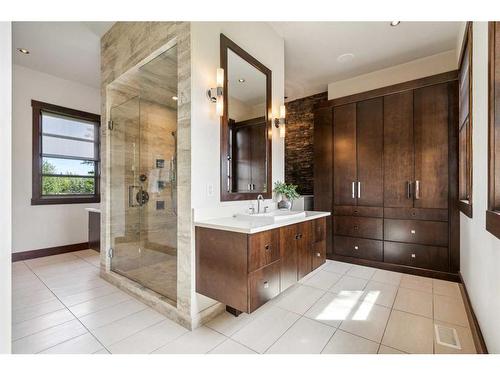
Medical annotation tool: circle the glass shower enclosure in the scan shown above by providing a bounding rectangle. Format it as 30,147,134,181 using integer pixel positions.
108,45,178,303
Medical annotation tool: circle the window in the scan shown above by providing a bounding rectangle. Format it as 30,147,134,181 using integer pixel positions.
458,22,473,218
31,100,101,205
487,22,500,239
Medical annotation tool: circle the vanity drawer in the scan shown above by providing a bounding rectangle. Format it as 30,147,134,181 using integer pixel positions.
383,208,448,222
334,216,383,240
384,241,448,271
248,260,281,312
384,219,448,246
312,240,326,270
248,229,280,272
313,217,326,243
334,235,383,261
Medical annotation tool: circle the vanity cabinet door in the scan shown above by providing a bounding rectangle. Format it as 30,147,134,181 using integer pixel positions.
297,221,313,279
248,229,280,272
279,224,298,291
249,260,281,312
311,218,327,271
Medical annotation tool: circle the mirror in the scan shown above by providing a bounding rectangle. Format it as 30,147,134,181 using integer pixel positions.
220,34,272,201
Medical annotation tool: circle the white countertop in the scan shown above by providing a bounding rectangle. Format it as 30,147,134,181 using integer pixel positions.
194,210,330,234
85,208,101,213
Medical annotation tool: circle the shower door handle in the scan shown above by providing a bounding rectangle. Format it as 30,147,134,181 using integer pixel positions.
128,186,140,207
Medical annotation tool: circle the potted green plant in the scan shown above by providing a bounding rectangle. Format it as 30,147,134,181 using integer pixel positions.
274,181,300,210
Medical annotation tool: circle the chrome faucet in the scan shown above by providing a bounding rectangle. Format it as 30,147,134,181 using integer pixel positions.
257,194,264,213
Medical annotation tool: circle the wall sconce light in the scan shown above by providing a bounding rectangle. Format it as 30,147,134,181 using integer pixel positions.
207,68,224,116
274,104,286,138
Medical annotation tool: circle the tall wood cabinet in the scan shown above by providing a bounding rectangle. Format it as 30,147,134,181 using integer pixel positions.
313,72,459,278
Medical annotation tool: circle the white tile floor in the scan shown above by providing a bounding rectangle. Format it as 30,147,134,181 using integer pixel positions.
11,250,477,354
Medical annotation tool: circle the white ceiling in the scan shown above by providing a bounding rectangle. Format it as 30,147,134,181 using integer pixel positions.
228,49,266,105
269,21,462,101
13,22,115,88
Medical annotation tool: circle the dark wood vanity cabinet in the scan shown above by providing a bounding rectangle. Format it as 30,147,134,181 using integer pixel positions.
196,217,327,314
314,72,459,278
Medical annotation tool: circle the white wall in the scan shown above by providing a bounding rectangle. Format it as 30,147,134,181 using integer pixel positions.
0,21,12,353
190,22,285,314
12,64,100,253
191,22,285,221
459,22,500,354
328,50,457,100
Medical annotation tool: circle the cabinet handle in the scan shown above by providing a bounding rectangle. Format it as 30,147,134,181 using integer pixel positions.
354,245,359,250
354,225,359,231
407,181,412,199
357,181,361,198
411,253,416,258
265,244,271,251
316,252,321,257
410,229,416,234
415,180,421,200
263,281,269,289
295,234,300,240
352,182,356,199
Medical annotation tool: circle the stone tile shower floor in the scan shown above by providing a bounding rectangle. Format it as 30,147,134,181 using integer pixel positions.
109,242,177,301
11,251,476,354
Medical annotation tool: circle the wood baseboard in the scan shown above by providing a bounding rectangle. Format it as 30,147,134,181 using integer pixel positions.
458,272,488,354
328,254,461,282
12,242,89,262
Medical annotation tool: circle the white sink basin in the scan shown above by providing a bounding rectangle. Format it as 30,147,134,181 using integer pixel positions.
235,210,306,224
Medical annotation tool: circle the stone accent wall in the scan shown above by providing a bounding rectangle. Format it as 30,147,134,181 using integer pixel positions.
285,92,328,195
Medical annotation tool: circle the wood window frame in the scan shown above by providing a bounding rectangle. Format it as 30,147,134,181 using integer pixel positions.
458,22,473,218
31,100,101,205
487,22,500,239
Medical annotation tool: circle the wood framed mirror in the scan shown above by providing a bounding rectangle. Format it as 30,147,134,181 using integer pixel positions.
220,34,272,201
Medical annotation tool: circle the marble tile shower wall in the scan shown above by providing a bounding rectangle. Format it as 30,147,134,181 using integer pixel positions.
100,22,200,329
139,101,177,251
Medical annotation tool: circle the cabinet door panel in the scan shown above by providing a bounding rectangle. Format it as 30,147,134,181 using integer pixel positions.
249,260,281,312
232,123,252,192
250,123,267,192
297,221,312,279
279,224,298,291
311,241,326,271
333,103,357,205
414,84,449,209
357,98,384,206
313,107,333,256
248,229,280,273
384,91,414,208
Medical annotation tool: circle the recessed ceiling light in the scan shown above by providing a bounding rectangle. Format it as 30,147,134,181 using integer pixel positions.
337,53,354,63
172,96,178,101
390,21,400,27
17,48,30,54
238,78,245,83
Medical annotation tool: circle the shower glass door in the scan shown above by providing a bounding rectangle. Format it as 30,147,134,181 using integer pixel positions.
109,45,178,304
